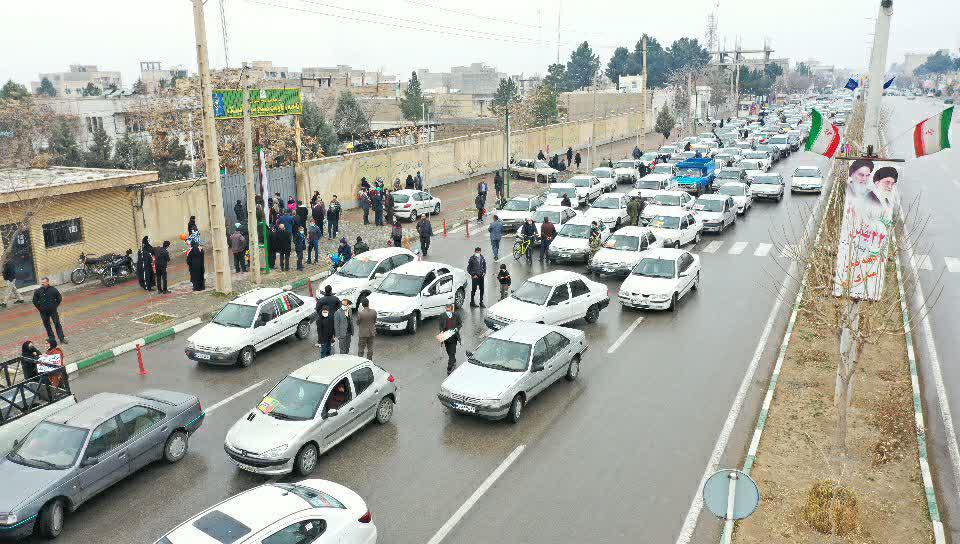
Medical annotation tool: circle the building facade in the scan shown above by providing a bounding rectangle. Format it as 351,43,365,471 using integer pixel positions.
139,62,189,94
31,65,123,97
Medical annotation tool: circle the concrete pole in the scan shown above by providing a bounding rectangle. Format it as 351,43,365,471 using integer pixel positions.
591,86,597,169
242,88,261,285
187,112,197,178
294,115,303,164
734,63,741,119
687,72,694,136
639,36,649,146
191,0,232,293
864,0,893,151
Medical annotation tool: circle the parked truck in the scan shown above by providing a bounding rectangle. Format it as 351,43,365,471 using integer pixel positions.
0,357,76,455
674,157,717,196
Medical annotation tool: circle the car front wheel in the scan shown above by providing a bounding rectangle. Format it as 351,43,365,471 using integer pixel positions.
237,346,255,368
38,499,65,539
294,443,319,476
295,319,311,340
565,355,581,381
406,313,419,334
507,395,524,424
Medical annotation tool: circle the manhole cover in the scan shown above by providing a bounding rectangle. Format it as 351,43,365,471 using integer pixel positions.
134,312,177,325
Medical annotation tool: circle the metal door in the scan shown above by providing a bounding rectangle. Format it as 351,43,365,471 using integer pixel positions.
221,165,298,226
0,224,36,287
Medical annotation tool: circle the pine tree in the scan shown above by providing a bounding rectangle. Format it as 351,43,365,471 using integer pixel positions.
333,91,370,145
543,63,571,93
301,100,339,156
400,71,427,123
132,79,147,95
37,77,57,97
114,134,154,170
566,41,601,90
0,80,30,100
655,105,676,140
84,125,113,168
526,84,559,127
491,78,519,110
49,118,83,166
605,47,631,87
82,82,102,97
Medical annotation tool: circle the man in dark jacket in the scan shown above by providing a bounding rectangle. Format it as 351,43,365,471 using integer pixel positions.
519,219,537,264
275,223,292,271
1,258,23,307
384,190,395,224
312,198,325,236
296,200,309,227
493,170,505,204
566,146,574,168
467,247,486,308
405,174,415,189
439,304,462,374
155,241,171,293
354,236,370,255
33,277,67,344
138,237,155,291
315,285,341,343
416,215,433,257
537,150,546,160
539,218,556,263
278,210,295,236
326,196,341,239
234,199,244,224
317,306,336,358
359,190,371,225
574,152,582,170
230,227,247,273
371,190,384,226
488,215,504,260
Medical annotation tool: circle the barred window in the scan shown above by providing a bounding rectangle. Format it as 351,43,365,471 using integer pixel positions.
42,219,83,248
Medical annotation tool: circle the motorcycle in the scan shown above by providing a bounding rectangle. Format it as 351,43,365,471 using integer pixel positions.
71,253,132,286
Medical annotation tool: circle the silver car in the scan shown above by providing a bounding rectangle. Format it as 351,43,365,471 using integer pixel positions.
0,391,203,539
438,322,587,423
224,355,398,476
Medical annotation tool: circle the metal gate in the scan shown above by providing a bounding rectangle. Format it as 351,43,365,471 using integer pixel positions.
221,165,297,225
1,224,37,287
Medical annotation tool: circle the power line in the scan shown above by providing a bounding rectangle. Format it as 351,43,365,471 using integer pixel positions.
402,0,541,29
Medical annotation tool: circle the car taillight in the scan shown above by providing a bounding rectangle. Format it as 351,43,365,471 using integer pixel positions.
403,203,412,208
358,511,372,523
387,374,395,383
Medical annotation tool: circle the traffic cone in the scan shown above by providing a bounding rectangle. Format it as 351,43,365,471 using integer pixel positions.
442,218,447,237
136,344,149,375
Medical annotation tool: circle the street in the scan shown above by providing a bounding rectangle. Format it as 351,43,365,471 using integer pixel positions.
28,149,831,544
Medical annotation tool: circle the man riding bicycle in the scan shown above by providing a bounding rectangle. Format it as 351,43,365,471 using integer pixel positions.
518,218,538,264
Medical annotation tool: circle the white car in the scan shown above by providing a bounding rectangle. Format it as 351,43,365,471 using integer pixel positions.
739,152,771,171
546,215,612,264
544,183,581,208
483,271,609,330
438,322,586,423
612,160,641,185
791,166,824,193
591,167,617,190
584,192,630,230
366,261,469,334
512,159,558,183
693,194,737,233
392,189,442,221
317,247,416,306
566,175,604,202
717,181,753,214
588,226,664,277
185,288,317,368
155,479,377,544
646,208,703,248
618,248,702,311
496,194,545,232
751,173,786,201
631,173,678,201
640,190,695,223
529,206,579,237
224,356,397,476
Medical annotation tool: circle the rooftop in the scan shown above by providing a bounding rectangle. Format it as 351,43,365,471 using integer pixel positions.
0,167,158,204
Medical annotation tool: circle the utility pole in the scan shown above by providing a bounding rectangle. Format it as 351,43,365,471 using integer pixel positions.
504,104,512,198
687,72,695,136
191,0,232,293
864,0,893,151
242,87,261,285
638,36,648,148
590,85,598,169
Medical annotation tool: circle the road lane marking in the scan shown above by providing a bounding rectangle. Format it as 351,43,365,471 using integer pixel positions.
753,243,773,257
606,317,645,354
911,253,933,271
702,241,723,253
727,242,748,255
205,380,267,415
426,444,526,544
945,257,960,273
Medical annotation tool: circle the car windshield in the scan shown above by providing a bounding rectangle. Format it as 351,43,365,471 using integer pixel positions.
502,199,530,211
744,152,766,159
569,177,591,188
794,167,821,177
721,148,740,155
718,170,741,179
769,137,788,144
719,185,746,196
604,234,640,251
512,280,552,305
534,160,550,169
9,422,87,470
592,168,613,178
615,161,636,169
695,199,725,212
468,338,531,372
532,210,562,223
391,193,410,203
641,153,659,161
653,165,673,174
548,187,576,198
677,168,703,178
336,257,377,279
376,273,423,296
558,223,592,239
591,197,620,209
652,194,681,206
213,303,257,328
637,179,661,189
754,175,783,185
632,257,677,278
272,483,345,509
648,215,680,229
660,147,678,154
260,376,328,420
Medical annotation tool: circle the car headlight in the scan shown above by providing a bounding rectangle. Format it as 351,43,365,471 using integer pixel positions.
185,340,196,351
0,513,17,526
259,443,289,459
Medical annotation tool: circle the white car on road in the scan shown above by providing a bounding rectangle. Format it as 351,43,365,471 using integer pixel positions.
567,175,605,202
791,166,824,193
618,248,701,311
646,209,703,248
544,183,581,208
640,190,696,223
546,215,612,264
496,194,545,232
317,247,416,306
512,159,558,183
392,189,442,221
483,270,609,330
588,226,664,277
693,194,737,233
750,172,786,201
529,206,579,237
366,261,469,334
717,181,753,214
612,160,641,185
591,167,617,190
584,192,630,231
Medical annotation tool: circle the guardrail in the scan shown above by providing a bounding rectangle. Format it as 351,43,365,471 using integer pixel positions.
0,358,71,426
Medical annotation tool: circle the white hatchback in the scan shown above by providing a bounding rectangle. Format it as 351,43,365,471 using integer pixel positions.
584,192,630,231
317,247,416,306
365,261,469,334
392,189,441,220
484,270,609,330
618,248,702,311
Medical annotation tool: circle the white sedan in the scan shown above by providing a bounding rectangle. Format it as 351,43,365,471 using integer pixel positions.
583,192,630,231
618,248,701,311
640,190,696,223
588,226,664,277
316,247,416,306
484,270,609,330
791,166,824,193
546,215,612,264
646,209,703,248
693,194,737,234
566,175,604,203
366,261,469,334
392,189,441,221
544,184,581,208
717,181,753,214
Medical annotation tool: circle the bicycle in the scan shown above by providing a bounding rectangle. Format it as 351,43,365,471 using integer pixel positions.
512,235,537,261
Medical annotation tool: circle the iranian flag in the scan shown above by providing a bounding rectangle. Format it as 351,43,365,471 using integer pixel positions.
805,109,841,158
914,106,953,157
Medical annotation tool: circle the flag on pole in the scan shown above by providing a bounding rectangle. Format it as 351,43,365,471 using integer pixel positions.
882,76,896,89
805,109,842,158
258,147,270,212
913,106,953,157
845,78,859,91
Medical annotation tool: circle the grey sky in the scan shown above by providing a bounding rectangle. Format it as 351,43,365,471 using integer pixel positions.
4,0,958,88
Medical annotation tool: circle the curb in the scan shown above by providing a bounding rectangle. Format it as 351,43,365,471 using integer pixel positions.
65,269,331,376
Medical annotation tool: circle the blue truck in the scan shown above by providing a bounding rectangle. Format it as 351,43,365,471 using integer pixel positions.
674,157,716,196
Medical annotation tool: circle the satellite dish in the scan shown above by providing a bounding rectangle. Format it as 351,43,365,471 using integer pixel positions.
702,469,760,520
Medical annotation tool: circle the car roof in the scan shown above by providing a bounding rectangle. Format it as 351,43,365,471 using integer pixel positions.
233,287,285,306
651,207,690,218
352,247,413,261
610,226,653,237
537,205,573,212
390,260,449,276
489,321,562,344
719,181,748,188
565,214,602,225
290,355,369,383
509,194,538,200
597,192,626,199
567,175,595,180
392,189,428,196
643,247,687,260
548,183,575,189
47,392,138,428
651,190,687,197
526,269,589,286
697,194,728,201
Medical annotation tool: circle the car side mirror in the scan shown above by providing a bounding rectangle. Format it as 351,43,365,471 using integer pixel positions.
325,408,339,418
82,455,100,467
531,361,545,372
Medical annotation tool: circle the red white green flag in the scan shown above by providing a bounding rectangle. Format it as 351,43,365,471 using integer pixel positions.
914,106,953,157
805,108,841,158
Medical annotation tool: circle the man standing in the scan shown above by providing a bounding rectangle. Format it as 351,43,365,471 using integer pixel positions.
438,303,462,374
155,241,171,293
566,146,573,168
494,170,505,204
384,190,395,224
474,192,486,223
371,190,384,227
574,152,582,170
488,214,504,260
356,299,377,359
333,299,353,354
279,209,295,235
275,223,292,271
307,221,321,264
1,258,23,308
539,217,556,263
230,227,247,273
359,189,371,225
33,277,67,344
477,179,488,200
312,197,325,237
415,170,423,190
467,247,486,308
627,196,641,226
234,199,244,225
416,214,433,257
354,236,370,255
294,226,306,271
317,307,335,358
315,285,341,342
327,196,341,239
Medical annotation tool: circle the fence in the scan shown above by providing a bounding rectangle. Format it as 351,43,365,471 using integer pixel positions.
221,165,297,225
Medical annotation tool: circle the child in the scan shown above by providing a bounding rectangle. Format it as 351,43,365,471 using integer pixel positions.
497,264,511,300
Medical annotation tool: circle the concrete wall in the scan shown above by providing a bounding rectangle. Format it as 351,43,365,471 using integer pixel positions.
134,179,212,246
560,92,647,122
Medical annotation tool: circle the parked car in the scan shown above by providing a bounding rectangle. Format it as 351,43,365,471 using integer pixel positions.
791,166,824,193
618,248,702,311
612,160,641,185
640,190,696,223
588,226,664,277
316,247,415,307
583,192,630,231
224,356,397,476
365,261,469,334
496,194,545,232
512,159,558,183
693,194,737,233
646,209,703,248
185,288,317,368
155,479,377,544
566,175,605,202
713,167,747,190
544,184,581,208
717,181,753,214
483,270,609,330
391,189,441,221
750,173,786,201
438,322,587,423
546,215,612,264
630,174,679,201
0,390,203,539
529,206,579,237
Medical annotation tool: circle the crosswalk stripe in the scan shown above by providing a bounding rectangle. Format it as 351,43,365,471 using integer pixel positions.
911,254,933,271
728,242,748,255
702,241,724,253
753,243,773,257
945,257,960,273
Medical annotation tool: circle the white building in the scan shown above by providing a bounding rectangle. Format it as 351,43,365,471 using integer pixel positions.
139,62,189,94
31,65,123,96
619,75,644,93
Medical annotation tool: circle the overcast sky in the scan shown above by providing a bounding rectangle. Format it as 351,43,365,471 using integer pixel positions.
4,0,958,88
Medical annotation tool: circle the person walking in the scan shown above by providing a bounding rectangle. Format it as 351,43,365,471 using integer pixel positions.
333,299,353,354
493,170,505,205
155,241,171,293
234,199,244,225
566,146,573,168
438,304,462,374
317,306,335,358
138,237,155,291
356,299,376,360
574,152,582,170
230,227,247,273
276,223,292,272
467,247,486,308
359,189,371,225
1,258,23,308
414,170,423,190
315,285,341,342
488,215,504,260
326,196,341,239
186,241,206,291
539,217,556,263
416,215,433,257
627,195,641,226
354,236,370,255
384,190,395,224
405,174,414,189
32,278,67,344
294,226,306,271
307,221,321,264
519,218,537,264
372,190,384,227
312,197,325,237
390,218,403,248
497,264,512,300
474,192,486,223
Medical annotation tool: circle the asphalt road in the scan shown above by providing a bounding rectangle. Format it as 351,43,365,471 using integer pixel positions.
887,95,960,539
29,147,830,544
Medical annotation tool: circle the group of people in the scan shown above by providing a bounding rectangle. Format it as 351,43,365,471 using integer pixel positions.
255,193,343,273
537,147,582,172
313,285,378,360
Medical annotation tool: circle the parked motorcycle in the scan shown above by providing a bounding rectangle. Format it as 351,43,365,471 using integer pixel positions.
71,253,132,286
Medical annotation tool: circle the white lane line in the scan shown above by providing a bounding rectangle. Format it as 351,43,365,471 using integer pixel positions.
606,317,645,354
945,257,960,273
426,444,526,544
911,253,933,271
727,242,748,255
753,243,773,257
204,380,267,415
702,241,723,253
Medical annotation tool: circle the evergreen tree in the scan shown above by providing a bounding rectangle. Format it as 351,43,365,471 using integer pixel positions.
400,71,427,123
84,125,113,168
605,47,631,87
113,134,154,170
655,105,676,140
542,63,571,93
566,41,601,90
301,100,340,156
333,91,370,144
526,84,559,127
491,78,520,109
154,136,191,181
37,77,57,97
0,80,30,100
666,37,711,74
82,82,102,97
796,62,812,76
49,118,83,166
132,79,147,95
628,36,669,88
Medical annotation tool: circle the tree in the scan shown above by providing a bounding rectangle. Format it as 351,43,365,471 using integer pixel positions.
491,78,520,110
566,41,601,90
301,100,339,156
0,94,59,168
796,62,812,76
655,105,675,140
153,133,191,181
82,82,101,97
542,63,571,93
333,91,370,145
0,80,29,100
37,77,56,97
84,125,113,168
49,118,83,166
400,71,427,123
605,47,631,87
132,79,147,95
105,83,118,93
525,84,559,127
915,51,956,85
113,134,153,170
666,37,711,74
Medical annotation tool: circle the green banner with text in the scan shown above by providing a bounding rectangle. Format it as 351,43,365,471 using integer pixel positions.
212,88,303,119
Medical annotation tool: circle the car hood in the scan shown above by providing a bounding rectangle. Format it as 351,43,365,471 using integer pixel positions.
592,248,642,266
497,209,531,221
0,459,70,512
648,226,681,240
793,176,823,185
640,174,670,183
488,296,544,322
189,322,253,347
442,362,522,401
730,195,748,204
643,204,681,217
613,168,637,177
572,187,591,198
551,236,590,251
695,210,723,221
620,274,677,296
544,196,578,207
365,291,418,314
584,208,620,221
226,409,313,454
319,274,367,294
752,183,782,193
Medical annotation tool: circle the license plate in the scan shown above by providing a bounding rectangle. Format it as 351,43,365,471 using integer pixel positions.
195,353,211,360
560,253,570,258
453,403,476,413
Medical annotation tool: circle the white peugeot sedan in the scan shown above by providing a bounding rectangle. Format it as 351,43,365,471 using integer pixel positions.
317,247,416,306
496,194,545,232
618,248,702,311
791,166,824,193
483,270,609,331
566,175,605,202
640,190,696,223
529,206,579,237
155,479,377,544
612,160,641,185
584,192,630,231
544,183,581,208
591,167,617,190
439,322,586,423
630,173,678,201
546,215,612,264
646,209,703,248
750,172,786,202
391,189,442,221
185,288,317,368
717,181,753,214
365,261,469,334
693,194,737,234
512,159,558,183
588,226,664,277
224,356,397,477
